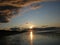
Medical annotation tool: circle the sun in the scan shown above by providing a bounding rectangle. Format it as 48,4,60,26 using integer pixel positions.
30,26,33,29
29,25,34,29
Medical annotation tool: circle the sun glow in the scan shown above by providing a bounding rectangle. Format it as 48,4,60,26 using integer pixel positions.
29,25,34,29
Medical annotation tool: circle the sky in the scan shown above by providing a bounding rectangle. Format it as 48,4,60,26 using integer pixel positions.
0,0,60,29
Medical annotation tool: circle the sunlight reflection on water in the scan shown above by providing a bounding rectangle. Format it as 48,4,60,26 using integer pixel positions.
30,30,33,45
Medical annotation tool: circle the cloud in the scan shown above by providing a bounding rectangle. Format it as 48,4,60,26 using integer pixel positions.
0,0,59,23
30,2,43,10
0,0,41,23
0,5,20,23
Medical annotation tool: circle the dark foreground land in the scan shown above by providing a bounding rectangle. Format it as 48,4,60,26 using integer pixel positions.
0,30,27,37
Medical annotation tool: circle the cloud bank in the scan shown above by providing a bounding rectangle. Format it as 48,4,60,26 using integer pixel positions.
0,0,59,23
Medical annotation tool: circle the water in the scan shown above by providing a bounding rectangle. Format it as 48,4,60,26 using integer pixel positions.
0,30,60,45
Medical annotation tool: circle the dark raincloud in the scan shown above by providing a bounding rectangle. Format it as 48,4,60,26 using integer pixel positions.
0,0,41,23
0,5,20,23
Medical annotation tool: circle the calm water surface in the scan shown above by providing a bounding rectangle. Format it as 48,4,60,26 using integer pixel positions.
0,30,60,45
